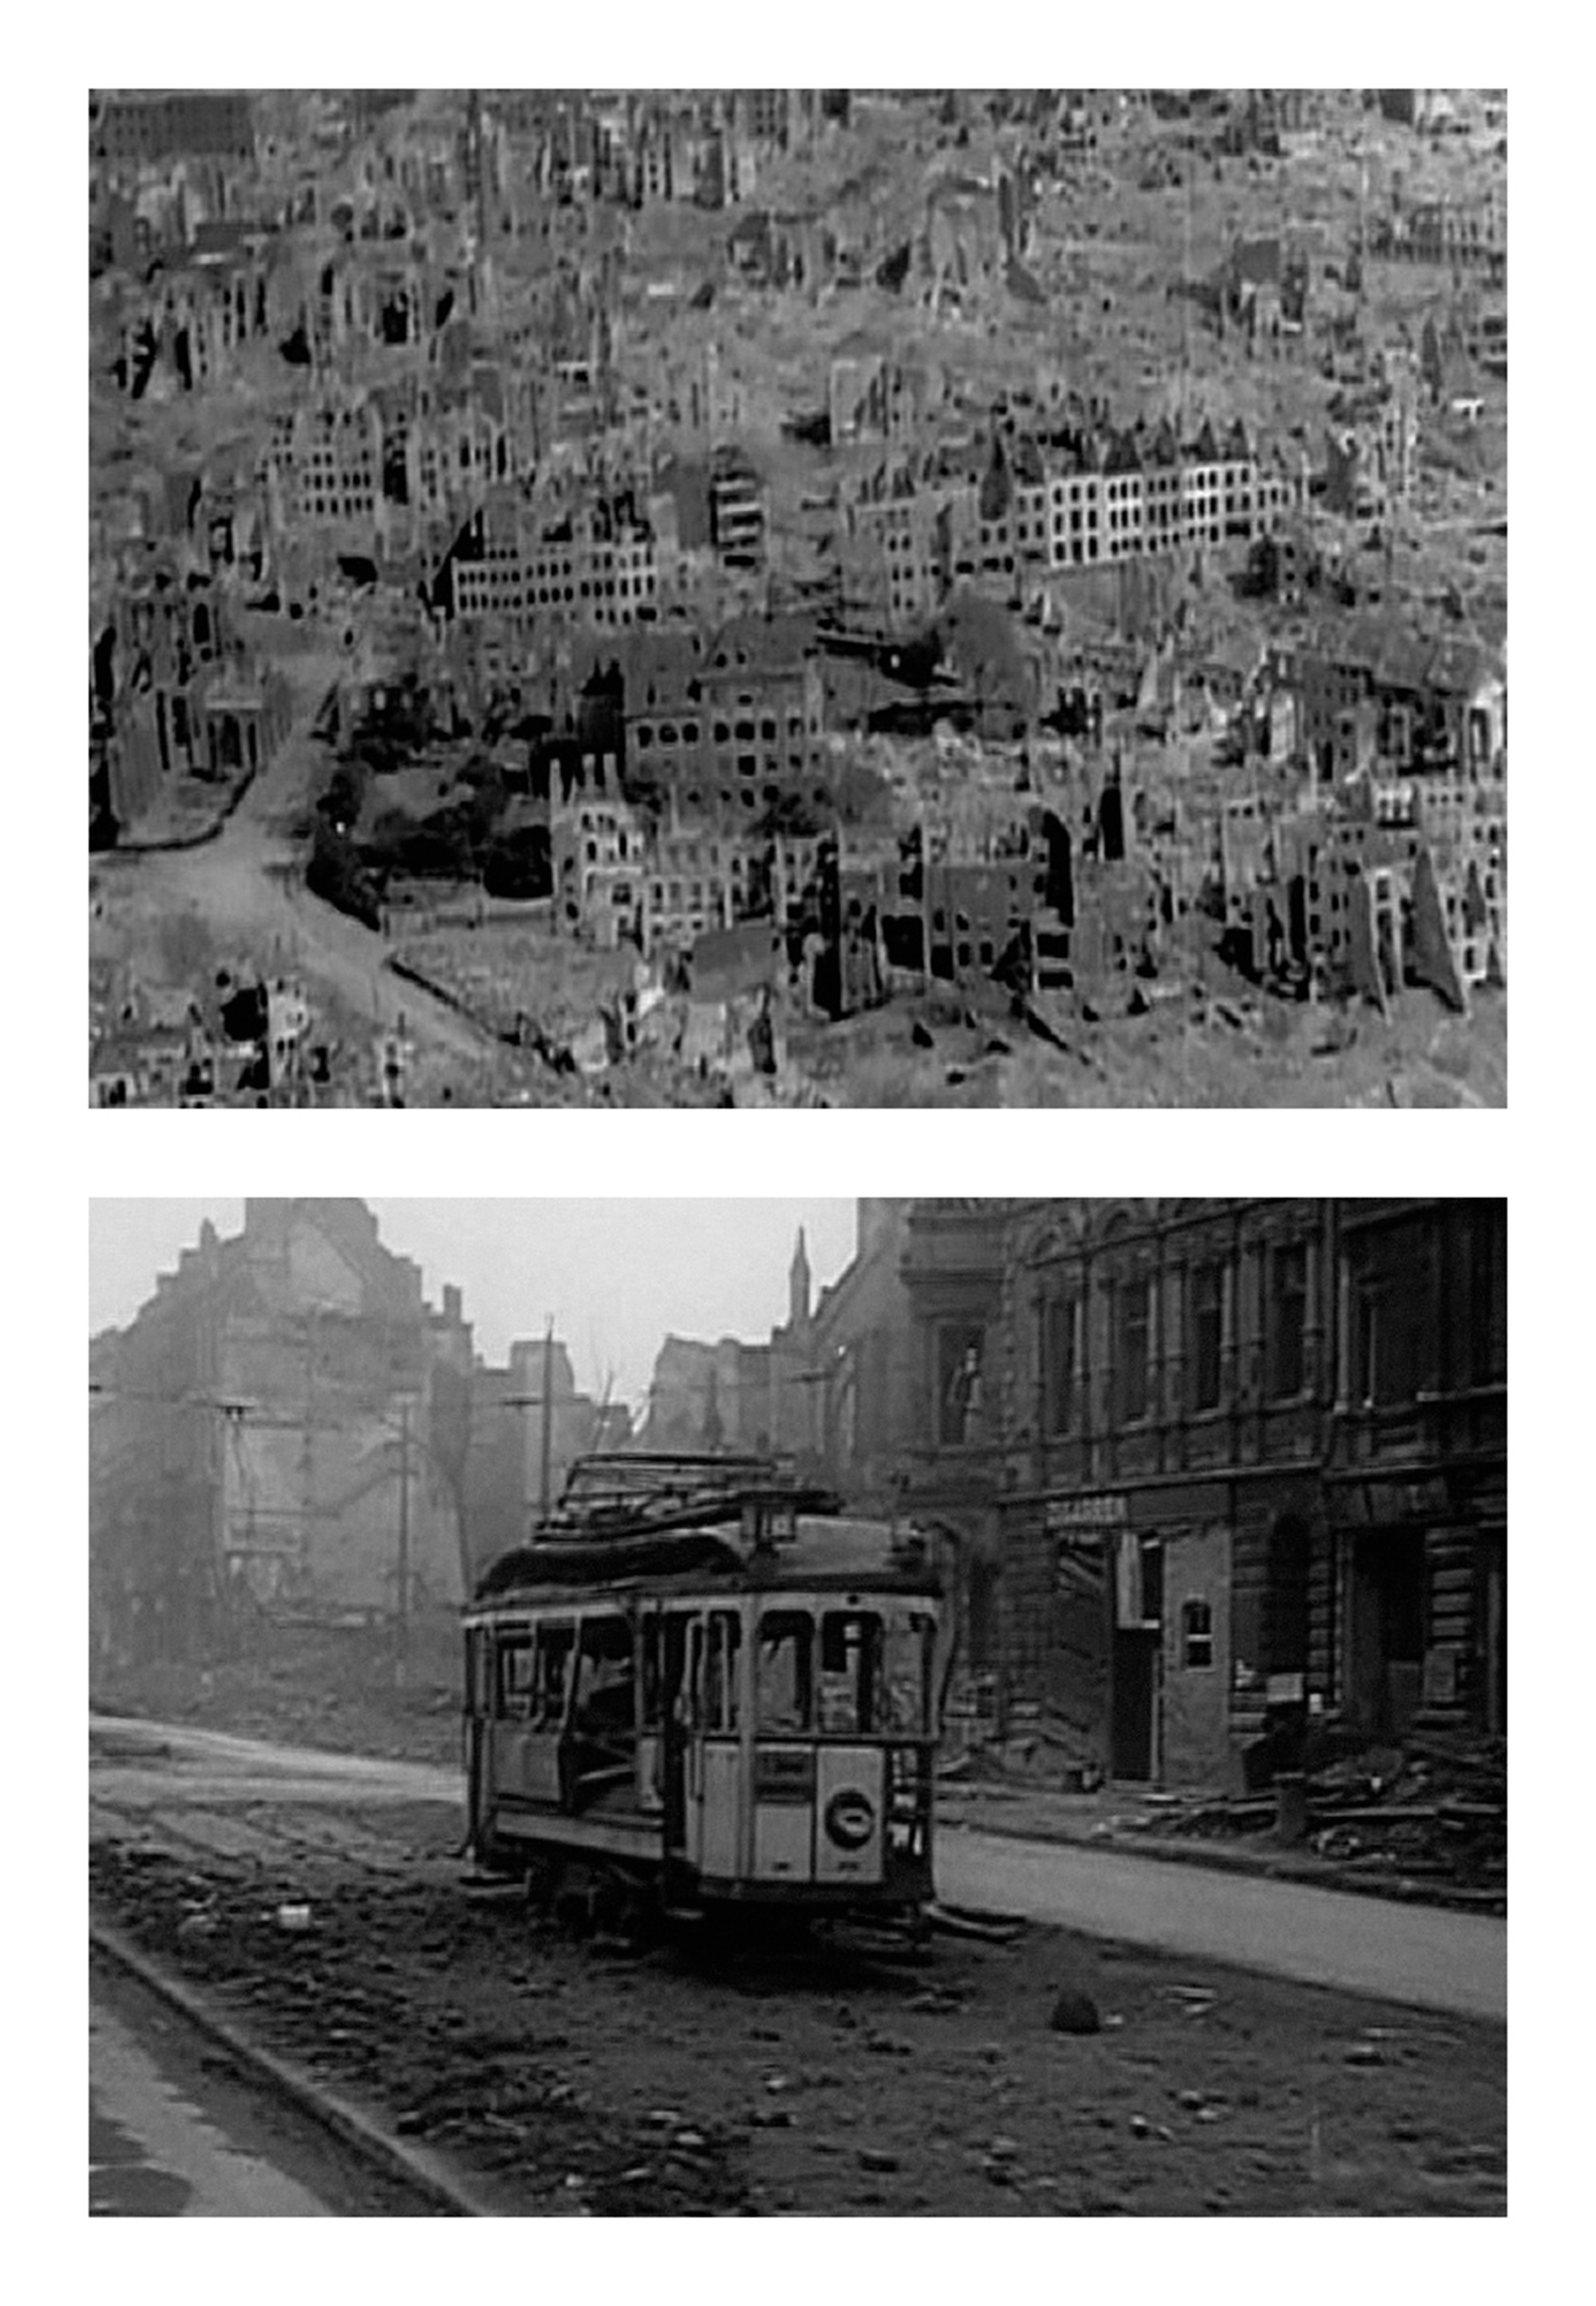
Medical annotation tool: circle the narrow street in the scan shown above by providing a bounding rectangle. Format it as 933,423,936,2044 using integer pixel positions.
91,651,500,1070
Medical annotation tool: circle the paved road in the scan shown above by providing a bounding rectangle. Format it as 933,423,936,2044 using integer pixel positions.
936,1827,1506,2023
91,1973,334,2215
92,1715,1507,2023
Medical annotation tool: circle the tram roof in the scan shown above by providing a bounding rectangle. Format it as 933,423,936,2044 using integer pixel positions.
467,1514,940,1614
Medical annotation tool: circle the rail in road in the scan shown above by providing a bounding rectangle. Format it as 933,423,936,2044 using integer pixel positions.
91,1717,1506,2023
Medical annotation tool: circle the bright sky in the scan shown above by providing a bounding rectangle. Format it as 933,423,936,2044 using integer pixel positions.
88,1200,859,1420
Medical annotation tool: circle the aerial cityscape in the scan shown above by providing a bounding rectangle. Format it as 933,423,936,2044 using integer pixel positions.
89,89,1507,1104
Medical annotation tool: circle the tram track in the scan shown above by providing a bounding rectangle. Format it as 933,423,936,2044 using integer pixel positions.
89,1920,492,2217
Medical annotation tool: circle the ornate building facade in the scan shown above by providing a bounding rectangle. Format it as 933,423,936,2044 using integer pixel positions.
899,1198,1506,1786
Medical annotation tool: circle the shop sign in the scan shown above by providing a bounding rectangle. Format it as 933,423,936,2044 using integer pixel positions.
1045,1493,1129,1535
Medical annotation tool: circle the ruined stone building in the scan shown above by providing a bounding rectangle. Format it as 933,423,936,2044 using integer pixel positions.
640,1200,918,1509
898,1198,1506,1789
90,1201,474,1667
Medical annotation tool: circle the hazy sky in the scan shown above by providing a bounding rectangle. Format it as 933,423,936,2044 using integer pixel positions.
89,1200,859,1417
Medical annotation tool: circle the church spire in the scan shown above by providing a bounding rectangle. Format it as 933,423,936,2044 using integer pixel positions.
789,1226,812,1329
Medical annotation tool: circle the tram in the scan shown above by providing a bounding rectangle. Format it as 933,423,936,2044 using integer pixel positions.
461,1454,942,1926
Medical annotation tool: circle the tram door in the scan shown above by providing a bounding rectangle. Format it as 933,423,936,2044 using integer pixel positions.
688,1609,744,1880
661,1612,690,1862
465,1627,492,1851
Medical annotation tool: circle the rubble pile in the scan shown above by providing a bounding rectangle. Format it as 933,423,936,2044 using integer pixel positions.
1148,1732,1507,1905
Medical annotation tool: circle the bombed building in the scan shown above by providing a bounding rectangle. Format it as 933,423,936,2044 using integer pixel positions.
90,1200,475,1666
899,1198,1506,1787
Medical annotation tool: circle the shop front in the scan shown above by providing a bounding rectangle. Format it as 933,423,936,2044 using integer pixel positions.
1326,1463,1507,1742
1001,1480,1248,1786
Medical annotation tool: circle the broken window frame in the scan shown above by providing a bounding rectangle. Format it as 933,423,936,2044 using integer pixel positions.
1181,1597,1215,1670
532,1618,576,1731
818,1608,883,1735
697,1608,742,1734
756,1608,814,1734
496,1628,537,1720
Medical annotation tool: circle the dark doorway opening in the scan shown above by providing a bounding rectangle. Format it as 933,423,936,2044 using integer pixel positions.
1112,1630,1158,1778
1348,1530,1425,1738
1109,1535,1162,1780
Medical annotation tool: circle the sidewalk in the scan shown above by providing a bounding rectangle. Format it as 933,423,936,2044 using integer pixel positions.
934,1775,1507,1916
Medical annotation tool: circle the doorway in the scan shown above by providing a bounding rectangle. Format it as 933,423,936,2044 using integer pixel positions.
1111,1630,1159,1779
1109,1534,1162,1782
1347,1530,1425,1738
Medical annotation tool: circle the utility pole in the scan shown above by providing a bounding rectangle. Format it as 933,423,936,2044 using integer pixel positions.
396,1398,411,1687
539,1318,555,1525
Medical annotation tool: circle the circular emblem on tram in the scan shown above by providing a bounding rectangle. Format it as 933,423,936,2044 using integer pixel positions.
824,1787,875,1851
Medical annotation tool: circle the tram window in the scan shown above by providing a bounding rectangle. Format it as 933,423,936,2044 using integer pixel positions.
757,1611,813,1732
496,1635,536,1721
534,1622,575,1728
701,1611,742,1732
881,1613,934,1735
819,1612,883,1734
574,1615,634,1733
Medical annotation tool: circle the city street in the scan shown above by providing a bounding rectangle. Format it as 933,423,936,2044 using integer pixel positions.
89,1717,1505,2215
93,1717,1505,2019
938,1828,1506,2022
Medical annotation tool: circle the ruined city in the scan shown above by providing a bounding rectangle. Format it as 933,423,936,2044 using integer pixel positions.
89,89,1507,1107
89,1198,1506,2215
